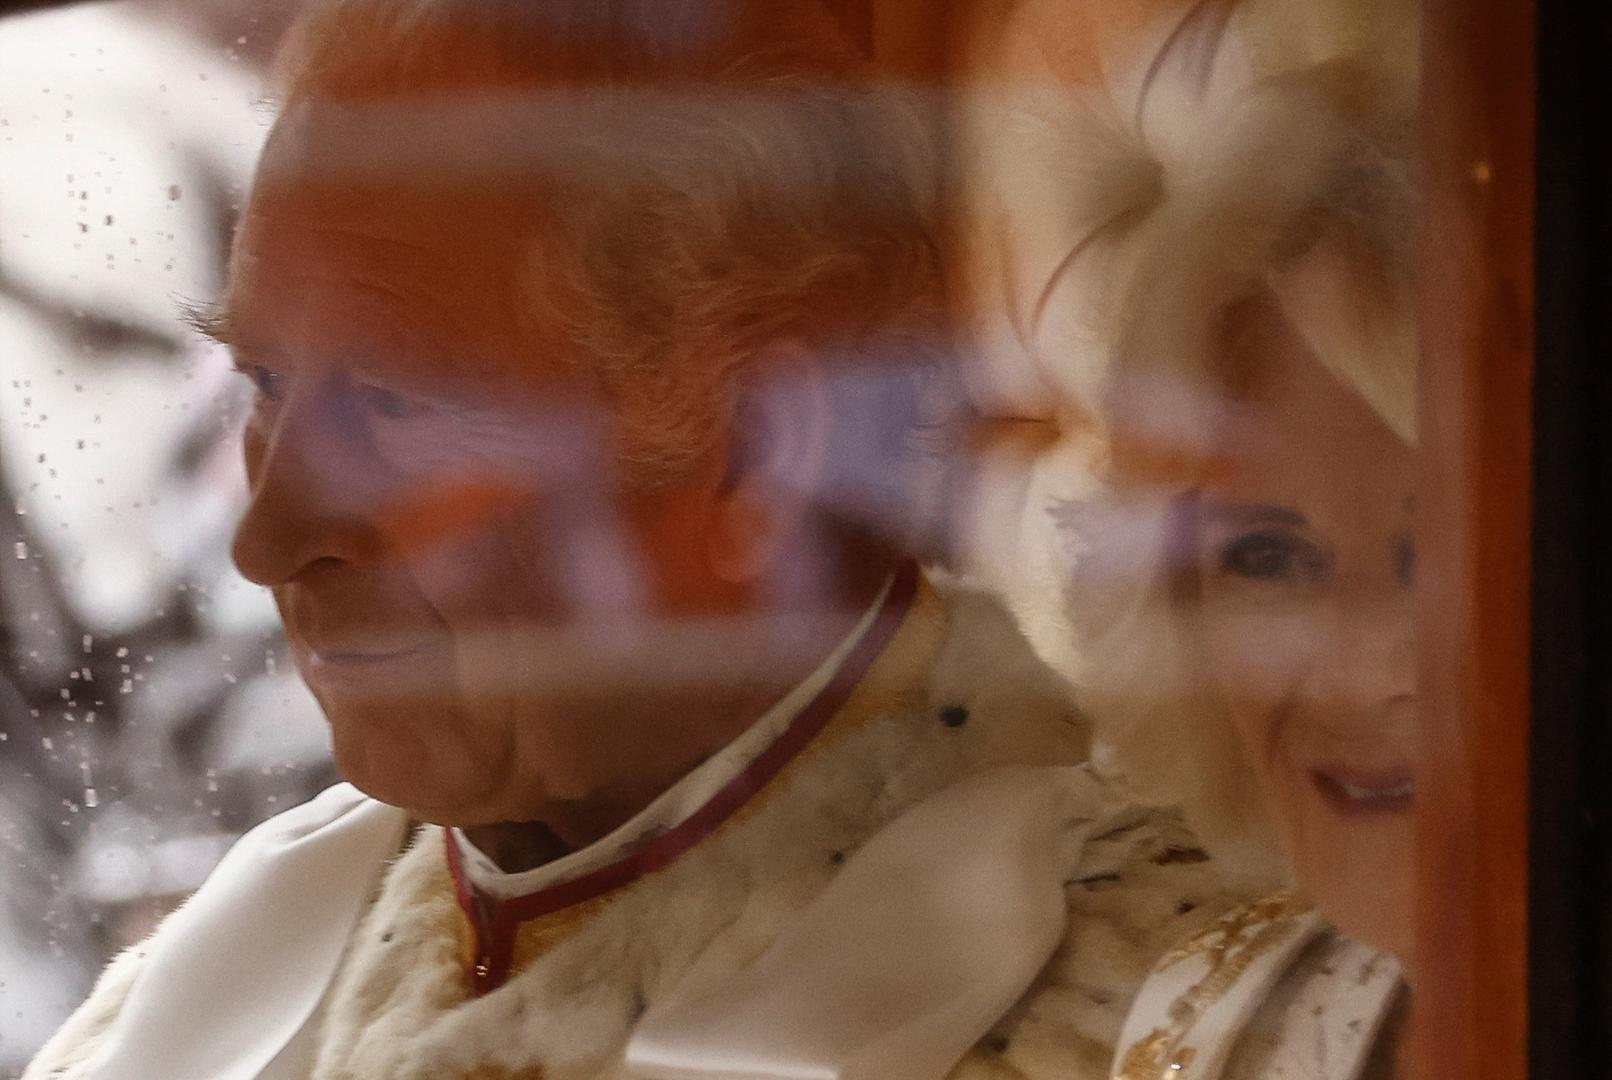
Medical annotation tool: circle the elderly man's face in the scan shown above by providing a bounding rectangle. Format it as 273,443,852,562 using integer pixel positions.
223,127,755,829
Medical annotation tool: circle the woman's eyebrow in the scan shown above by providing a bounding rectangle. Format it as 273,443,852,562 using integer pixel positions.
1197,498,1309,528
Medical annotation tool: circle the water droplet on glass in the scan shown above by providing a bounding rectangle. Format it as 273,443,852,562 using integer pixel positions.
13,541,26,559
82,633,93,653
84,788,99,808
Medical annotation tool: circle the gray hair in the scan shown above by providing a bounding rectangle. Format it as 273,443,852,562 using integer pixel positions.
266,0,953,544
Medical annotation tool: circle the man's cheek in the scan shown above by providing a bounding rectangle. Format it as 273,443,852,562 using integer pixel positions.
377,473,524,561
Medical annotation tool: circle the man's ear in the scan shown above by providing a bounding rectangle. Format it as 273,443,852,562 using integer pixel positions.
706,344,831,584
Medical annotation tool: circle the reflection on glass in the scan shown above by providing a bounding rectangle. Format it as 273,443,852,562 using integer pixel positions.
6,1,1430,1079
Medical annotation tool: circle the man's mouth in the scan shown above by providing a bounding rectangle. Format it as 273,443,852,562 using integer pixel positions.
302,640,445,689
1311,768,1415,815
313,645,426,665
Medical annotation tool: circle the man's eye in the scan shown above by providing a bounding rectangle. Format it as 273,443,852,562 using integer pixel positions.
1217,529,1329,583
356,383,428,421
235,362,285,403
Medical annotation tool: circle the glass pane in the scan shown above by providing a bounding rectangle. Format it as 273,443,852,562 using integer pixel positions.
4,2,1530,1078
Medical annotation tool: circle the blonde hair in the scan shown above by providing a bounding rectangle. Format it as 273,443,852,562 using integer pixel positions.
960,0,1419,888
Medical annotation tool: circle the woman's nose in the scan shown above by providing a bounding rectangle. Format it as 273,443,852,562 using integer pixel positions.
1305,580,1417,721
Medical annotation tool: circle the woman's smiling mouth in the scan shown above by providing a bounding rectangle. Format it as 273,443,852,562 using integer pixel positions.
1312,768,1415,815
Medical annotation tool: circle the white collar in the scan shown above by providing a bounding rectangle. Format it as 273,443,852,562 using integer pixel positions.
1110,894,1402,1080
449,571,899,902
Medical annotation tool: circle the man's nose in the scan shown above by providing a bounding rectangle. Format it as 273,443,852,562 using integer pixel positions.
231,389,382,588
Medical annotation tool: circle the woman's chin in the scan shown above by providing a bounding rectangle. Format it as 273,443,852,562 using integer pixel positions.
1288,777,1417,963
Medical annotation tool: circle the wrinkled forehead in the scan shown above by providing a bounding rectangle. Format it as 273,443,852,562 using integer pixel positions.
221,98,591,396
242,92,574,258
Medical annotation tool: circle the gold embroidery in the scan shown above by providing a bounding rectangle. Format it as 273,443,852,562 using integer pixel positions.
1114,892,1309,1080
1117,1027,1175,1078
1155,891,1307,972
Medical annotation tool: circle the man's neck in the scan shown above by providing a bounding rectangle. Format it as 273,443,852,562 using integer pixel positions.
460,671,837,873
461,819,575,874
462,567,900,874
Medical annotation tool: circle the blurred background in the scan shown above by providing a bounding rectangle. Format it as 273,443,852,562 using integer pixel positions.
0,2,335,1072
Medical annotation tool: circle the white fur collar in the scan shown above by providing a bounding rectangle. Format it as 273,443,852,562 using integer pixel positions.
311,574,1087,1080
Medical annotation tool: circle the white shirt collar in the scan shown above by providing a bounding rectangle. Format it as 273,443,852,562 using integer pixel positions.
449,572,899,902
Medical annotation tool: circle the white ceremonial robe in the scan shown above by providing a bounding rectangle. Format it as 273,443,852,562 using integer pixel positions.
33,568,1222,1080
626,764,1240,1080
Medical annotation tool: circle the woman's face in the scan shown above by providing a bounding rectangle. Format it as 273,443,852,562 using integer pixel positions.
1192,295,1415,959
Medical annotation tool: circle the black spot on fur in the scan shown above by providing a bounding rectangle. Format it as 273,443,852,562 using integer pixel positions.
938,705,969,728
1176,900,1197,915
830,850,846,865
633,987,648,1020
381,931,394,943
986,1034,1011,1054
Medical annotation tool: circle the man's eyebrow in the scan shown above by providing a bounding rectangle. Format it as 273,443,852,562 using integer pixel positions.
1196,498,1309,528
179,298,236,347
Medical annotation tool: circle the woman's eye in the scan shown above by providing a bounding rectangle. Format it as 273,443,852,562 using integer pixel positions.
1216,529,1329,583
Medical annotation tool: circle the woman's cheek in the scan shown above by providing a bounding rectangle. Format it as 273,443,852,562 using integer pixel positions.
1200,598,1319,721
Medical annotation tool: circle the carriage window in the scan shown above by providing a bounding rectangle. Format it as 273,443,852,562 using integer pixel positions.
0,2,1563,1079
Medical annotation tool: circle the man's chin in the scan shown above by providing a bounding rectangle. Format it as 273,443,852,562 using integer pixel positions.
328,725,491,822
